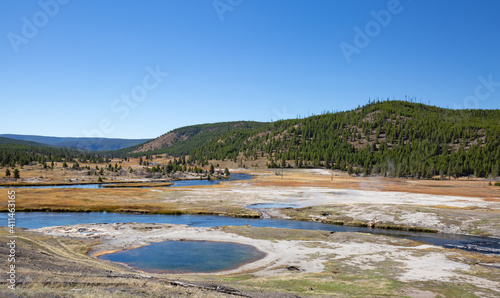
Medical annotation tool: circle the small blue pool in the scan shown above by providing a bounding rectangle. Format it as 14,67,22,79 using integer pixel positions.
98,240,266,273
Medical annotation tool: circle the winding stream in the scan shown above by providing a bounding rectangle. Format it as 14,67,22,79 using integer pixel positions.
0,173,253,189
3,212,499,255
2,172,498,256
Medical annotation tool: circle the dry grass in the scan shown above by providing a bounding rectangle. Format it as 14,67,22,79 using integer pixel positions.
0,187,259,217
248,168,500,199
0,228,244,297
2,222,500,297
3,161,499,297
3,158,499,199
1,165,498,233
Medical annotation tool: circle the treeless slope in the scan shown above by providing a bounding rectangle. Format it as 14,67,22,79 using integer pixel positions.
131,121,267,156
133,132,188,152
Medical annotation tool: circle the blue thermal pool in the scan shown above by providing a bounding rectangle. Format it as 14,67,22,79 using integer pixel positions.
98,240,266,273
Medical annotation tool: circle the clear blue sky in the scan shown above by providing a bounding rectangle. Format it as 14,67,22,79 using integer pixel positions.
1,0,499,139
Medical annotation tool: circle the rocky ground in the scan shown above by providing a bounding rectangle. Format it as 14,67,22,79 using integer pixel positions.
3,222,499,297
2,167,500,297
0,227,298,297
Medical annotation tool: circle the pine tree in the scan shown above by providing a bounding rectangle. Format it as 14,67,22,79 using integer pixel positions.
13,168,20,179
5,168,10,177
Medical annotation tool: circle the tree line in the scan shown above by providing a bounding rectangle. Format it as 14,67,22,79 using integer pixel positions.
0,143,110,168
190,101,500,179
2,101,499,180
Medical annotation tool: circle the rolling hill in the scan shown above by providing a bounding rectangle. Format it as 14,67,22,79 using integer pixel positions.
0,137,49,147
124,121,267,157
3,101,499,179
186,101,500,179
0,138,108,167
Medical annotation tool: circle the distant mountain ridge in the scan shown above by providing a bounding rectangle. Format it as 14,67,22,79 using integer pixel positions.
0,136,49,147
0,134,151,151
0,136,110,167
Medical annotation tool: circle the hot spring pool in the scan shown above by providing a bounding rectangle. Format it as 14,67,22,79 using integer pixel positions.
98,240,266,273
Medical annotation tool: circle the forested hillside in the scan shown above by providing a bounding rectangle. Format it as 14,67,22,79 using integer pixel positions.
0,141,108,168
0,137,48,147
2,101,499,179
127,121,266,157
189,101,500,179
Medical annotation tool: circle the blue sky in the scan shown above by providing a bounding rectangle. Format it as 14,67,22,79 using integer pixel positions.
1,0,499,139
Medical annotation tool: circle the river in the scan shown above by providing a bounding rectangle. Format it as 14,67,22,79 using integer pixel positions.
2,211,499,255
